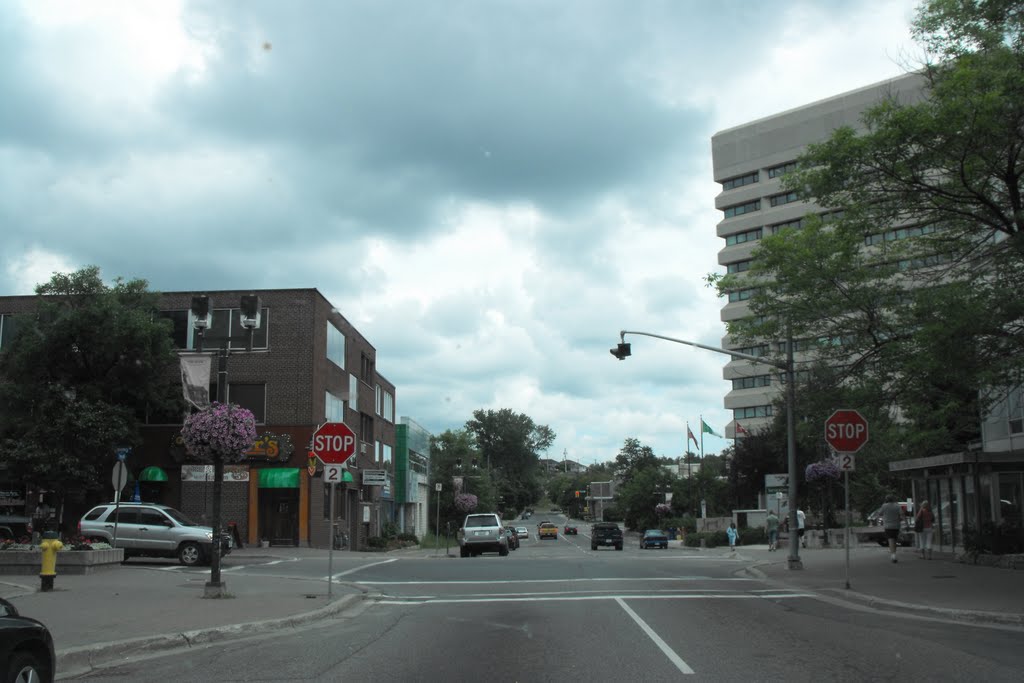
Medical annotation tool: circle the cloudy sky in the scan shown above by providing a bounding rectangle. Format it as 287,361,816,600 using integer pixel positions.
1,0,921,464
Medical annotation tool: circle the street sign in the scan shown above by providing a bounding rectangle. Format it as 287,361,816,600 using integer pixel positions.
435,483,442,492
312,422,358,465
765,473,788,494
824,409,869,453
836,452,856,471
362,469,387,486
111,461,129,491
324,464,347,483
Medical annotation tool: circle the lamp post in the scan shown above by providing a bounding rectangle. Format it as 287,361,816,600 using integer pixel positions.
191,294,262,597
612,329,802,570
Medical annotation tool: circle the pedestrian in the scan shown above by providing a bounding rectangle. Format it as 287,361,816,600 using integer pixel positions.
915,500,935,560
880,494,903,563
796,508,806,548
727,522,740,551
765,510,779,551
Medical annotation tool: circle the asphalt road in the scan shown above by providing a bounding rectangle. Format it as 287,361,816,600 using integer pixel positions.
68,515,1024,682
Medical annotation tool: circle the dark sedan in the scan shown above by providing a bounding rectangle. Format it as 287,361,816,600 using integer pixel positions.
640,529,669,549
563,524,578,535
504,527,520,550
1,597,55,683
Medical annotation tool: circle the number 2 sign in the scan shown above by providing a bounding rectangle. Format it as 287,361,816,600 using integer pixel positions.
325,464,346,482
836,453,856,471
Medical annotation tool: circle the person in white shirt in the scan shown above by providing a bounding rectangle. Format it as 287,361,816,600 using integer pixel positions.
796,509,806,548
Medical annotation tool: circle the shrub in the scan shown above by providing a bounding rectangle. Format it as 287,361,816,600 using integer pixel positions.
396,533,419,544
365,536,389,550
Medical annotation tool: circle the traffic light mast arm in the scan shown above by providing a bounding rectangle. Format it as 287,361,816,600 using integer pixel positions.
618,330,786,369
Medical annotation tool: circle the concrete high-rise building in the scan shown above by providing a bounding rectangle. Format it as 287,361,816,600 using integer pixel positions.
710,75,924,438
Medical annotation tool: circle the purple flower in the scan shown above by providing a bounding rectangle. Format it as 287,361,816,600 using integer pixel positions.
181,402,257,462
655,503,672,516
454,493,478,513
805,460,841,482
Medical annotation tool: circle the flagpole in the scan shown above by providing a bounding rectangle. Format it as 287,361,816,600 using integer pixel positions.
699,415,704,459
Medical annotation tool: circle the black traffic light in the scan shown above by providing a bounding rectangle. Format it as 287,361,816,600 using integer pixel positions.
190,295,212,329
610,342,631,360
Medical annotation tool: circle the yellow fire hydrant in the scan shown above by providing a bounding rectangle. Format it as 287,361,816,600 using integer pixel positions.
39,531,63,592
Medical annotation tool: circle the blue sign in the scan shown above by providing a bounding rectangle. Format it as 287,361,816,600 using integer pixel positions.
115,447,131,462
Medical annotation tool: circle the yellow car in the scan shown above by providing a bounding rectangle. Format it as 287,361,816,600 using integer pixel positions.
538,523,558,540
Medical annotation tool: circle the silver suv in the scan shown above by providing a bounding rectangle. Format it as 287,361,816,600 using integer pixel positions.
78,503,231,566
457,513,508,557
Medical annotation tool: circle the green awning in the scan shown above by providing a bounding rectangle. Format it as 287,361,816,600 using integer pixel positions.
138,466,168,482
258,468,299,488
337,470,354,483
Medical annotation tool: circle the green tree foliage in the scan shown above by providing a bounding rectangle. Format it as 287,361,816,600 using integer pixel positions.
612,437,660,486
614,464,675,531
0,267,183,497
674,454,730,519
709,0,1024,457
464,408,554,512
428,429,497,532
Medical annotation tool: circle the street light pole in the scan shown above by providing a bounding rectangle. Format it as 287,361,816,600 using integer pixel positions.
613,329,802,570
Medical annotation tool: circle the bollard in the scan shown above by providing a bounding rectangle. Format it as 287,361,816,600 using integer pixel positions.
39,531,63,592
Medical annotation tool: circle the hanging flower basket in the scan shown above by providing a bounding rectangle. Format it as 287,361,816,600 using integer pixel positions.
455,493,478,513
181,402,257,463
805,460,841,483
655,503,672,517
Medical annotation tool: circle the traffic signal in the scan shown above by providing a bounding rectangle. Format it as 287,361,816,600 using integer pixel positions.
609,342,631,360
574,490,579,498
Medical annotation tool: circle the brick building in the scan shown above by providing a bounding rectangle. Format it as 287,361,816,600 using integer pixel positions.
0,287,402,550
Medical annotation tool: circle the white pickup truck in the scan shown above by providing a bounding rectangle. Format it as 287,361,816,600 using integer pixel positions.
457,513,509,557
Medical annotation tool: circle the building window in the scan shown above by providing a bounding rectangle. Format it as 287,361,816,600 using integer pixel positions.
727,260,753,274
326,391,345,422
865,223,938,246
382,443,392,466
732,344,768,358
360,353,374,382
721,171,759,190
360,412,374,444
723,200,760,218
726,228,763,246
197,307,269,350
229,383,267,424
327,323,345,370
0,313,22,350
732,375,771,390
382,390,394,422
728,288,757,303
733,405,773,419
767,161,798,179
769,191,800,207
769,217,805,234
349,375,359,410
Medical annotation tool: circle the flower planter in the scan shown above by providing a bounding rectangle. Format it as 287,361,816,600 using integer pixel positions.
0,548,124,575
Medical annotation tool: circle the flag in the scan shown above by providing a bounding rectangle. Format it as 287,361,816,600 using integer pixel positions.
735,421,748,435
687,426,698,448
701,418,722,438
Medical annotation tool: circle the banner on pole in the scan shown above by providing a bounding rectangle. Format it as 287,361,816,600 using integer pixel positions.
180,355,212,409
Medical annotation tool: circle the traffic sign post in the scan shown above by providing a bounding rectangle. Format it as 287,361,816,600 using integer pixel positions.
824,409,869,590
313,422,357,597
111,461,129,548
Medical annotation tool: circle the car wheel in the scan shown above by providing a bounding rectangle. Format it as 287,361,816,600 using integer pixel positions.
7,650,50,683
499,546,509,556
178,541,203,567
460,546,469,558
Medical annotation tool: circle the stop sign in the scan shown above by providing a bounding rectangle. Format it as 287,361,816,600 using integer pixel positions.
312,422,357,464
824,409,869,453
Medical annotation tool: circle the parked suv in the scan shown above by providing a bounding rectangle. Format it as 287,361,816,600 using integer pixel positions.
78,503,231,566
457,513,509,557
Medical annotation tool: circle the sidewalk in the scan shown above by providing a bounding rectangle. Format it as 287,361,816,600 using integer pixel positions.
735,543,1024,627
0,546,364,679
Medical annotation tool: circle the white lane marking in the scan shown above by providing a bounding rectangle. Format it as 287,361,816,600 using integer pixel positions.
373,593,813,604
327,557,398,579
616,597,695,675
357,577,754,585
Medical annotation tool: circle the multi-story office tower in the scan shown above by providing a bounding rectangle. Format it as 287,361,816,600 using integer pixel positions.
710,75,924,438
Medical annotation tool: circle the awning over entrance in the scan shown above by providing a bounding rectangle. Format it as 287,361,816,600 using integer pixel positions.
258,468,300,489
138,466,168,482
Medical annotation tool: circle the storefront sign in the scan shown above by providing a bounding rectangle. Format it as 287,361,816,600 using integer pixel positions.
0,489,25,507
362,469,387,486
181,465,251,482
243,433,294,462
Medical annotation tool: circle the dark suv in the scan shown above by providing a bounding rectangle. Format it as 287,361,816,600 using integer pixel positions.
591,522,623,551
79,503,231,566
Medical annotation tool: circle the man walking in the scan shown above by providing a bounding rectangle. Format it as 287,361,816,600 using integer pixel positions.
880,494,903,563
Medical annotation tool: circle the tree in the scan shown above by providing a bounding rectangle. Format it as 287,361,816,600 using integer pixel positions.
614,464,674,531
428,429,494,533
709,0,1024,458
464,408,553,512
0,267,183,503
612,437,660,486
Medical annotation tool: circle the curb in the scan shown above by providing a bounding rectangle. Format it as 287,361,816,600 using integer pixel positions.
736,562,1024,629
56,591,366,679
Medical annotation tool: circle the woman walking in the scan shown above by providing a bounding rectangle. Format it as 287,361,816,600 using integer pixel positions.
915,500,935,559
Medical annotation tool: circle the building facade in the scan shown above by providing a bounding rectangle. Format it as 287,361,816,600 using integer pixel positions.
0,288,401,550
710,75,925,437
395,417,432,539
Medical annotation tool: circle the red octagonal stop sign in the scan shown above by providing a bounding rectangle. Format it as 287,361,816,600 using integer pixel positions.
824,409,869,453
312,422,357,464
